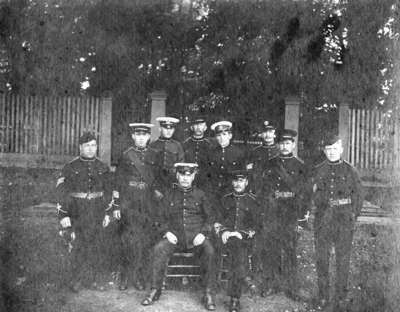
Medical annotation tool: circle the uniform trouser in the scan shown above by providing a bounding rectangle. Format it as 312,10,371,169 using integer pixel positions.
120,221,153,284
226,238,250,298
278,226,298,293
150,238,216,291
314,219,354,301
70,199,106,285
256,231,281,290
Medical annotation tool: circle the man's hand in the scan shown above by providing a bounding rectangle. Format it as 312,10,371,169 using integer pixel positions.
154,190,164,200
231,231,243,240
221,231,242,244
221,231,231,244
193,233,206,246
164,231,178,245
60,217,71,228
113,210,121,220
103,215,111,227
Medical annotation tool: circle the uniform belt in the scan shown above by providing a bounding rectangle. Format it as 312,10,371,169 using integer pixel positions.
330,198,352,206
70,192,104,200
128,181,148,189
275,191,295,198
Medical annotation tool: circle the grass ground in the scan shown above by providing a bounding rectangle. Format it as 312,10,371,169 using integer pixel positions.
1,167,399,312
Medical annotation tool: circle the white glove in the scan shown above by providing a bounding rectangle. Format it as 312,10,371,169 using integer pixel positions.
60,217,71,228
231,231,243,240
113,210,121,220
221,231,231,244
154,190,164,200
164,231,178,245
103,215,111,227
193,233,206,246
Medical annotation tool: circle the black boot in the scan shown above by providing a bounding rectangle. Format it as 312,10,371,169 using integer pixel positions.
229,297,240,312
203,289,216,311
141,288,162,306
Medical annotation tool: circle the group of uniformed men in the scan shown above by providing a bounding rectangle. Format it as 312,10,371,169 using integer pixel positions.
56,115,363,312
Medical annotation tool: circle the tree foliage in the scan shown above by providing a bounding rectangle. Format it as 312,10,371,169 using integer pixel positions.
0,0,398,121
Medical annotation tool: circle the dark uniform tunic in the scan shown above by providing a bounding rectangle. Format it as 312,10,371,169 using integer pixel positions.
114,146,159,284
312,159,363,302
56,156,113,285
207,144,246,197
183,136,214,185
250,143,280,171
258,153,308,294
219,191,259,298
150,184,216,290
248,143,280,192
149,138,184,192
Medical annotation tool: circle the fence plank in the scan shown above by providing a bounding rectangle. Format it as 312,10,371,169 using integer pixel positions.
0,94,5,152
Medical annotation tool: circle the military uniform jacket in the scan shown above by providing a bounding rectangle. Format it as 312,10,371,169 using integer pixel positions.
56,156,113,220
114,146,157,211
158,184,215,249
207,144,246,190
183,136,213,167
149,137,184,171
250,143,280,172
260,154,309,223
312,159,363,227
219,192,259,239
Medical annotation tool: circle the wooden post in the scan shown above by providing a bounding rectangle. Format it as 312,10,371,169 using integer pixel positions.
284,96,300,155
150,90,167,141
338,103,350,161
99,97,112,166
394,108,400,169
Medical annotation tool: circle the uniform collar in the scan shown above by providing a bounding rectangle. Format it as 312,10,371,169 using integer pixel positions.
327,159,343,165
158,137,171,141
132,146,147,152
174,183,193,193
279,153,293,159
233,191,246,197
191,136,205,141
79,156,96,161
262,142,276,148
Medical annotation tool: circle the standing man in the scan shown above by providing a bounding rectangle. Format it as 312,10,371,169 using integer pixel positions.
248,120,279,173
141,163,217,311
208,121,246,199
149,117,184,193
258,129,309,299
113,123,160,291
183,116,214,185
312,135,363,311
56,132,113,292
218,170,259,312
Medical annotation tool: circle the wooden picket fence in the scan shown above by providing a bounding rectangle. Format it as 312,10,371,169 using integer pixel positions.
339,105,400,170
0,94,112,168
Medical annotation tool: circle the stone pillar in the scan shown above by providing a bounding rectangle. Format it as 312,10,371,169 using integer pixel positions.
284,96,300,155
99,97,112,166
150,90,167,141
338,102,350,161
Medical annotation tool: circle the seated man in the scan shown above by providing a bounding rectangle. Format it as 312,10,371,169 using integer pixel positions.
218,170,259,312
141,163,217,311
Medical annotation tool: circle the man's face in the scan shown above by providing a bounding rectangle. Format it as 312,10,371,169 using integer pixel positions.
80,140,97,158
216,131,232,147
324,140,343,162
232,177,248,193
160,126,175,139
279,139,295,155
260,129,276,144
176,172,195,188
132,132,151,148
191,122,207,138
